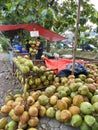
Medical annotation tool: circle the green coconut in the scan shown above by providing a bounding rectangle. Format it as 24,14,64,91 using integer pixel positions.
5,120,17,130
45,85,56,97
58,87,71,98
55,110,62,122
84,115,96,127
93,102,98,112
78,85,89,96
80,102,94,115
92,122,98,130
0,118,8,129
78,74,86,81
91,95,98,104
70,114,82,127
80,121,91,130
69,82,82,92
46,107,55,118
38,95,49,106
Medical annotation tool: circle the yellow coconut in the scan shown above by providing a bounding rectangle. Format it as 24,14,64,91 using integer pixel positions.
33,101,41,110
73,95,84,106
39,105,46,117
27,96,35,106
28,106,38,117
30,91,41,101
56,100,67,110
61,97,72,107
6,100,14,107
27,128,37,130
12,101,21,108
0,118,8,129
20,111,30,124
49,95,58,106
15,96,24,103
60,110,72,122
28,117,39,127
14,104,24,116
0,105,12,116
69,106,80,115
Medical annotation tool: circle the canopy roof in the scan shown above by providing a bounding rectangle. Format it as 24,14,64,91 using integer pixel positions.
0,23,65,42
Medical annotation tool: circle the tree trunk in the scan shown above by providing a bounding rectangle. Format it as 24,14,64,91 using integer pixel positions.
72,0,81,74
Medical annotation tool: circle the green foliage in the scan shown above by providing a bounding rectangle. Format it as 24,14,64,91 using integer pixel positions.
0,0,98,46
0,32,10,51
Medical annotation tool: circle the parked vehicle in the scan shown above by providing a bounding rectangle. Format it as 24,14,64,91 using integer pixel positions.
81,44,97,51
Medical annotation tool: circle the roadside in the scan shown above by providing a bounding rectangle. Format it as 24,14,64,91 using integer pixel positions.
0,52,79,130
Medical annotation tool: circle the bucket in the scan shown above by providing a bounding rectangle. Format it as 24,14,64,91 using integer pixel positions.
14,45,23,53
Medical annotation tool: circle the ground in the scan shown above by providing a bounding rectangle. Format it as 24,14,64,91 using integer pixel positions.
0,52,80,130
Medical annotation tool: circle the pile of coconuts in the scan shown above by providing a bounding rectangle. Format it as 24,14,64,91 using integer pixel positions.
29,40,40,56
13,56,55,90
0,60,98,129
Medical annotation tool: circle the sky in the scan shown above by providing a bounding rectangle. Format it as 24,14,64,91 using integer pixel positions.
90,0,98,11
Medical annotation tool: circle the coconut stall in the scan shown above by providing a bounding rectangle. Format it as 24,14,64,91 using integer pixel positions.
1,5,98,130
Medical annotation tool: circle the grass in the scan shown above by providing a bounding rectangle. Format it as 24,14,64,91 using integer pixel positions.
50,48,98,59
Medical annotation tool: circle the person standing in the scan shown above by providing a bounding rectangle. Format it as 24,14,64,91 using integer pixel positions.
25,39,31,53
36,37,43,59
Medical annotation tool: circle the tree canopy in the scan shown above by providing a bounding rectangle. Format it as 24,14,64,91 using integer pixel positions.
0,0,98,35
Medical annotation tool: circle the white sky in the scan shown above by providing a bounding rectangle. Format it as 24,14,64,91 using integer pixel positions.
58,0,98,11
90,0,98,11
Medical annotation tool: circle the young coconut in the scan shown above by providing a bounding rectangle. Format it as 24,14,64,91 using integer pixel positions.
72,95,84,107
69,106,80,115
39,105,46,117
46,107,55,118
84,115,96,127
9,109,20,122
49,95,58,106
55,110,63,122
60,110,72,122
70,114,83,127
20,111,30,124
27,96,35,106
28,106,38,117
27,128,37,130
0,104,12,116
28,117,39,127
0,118,8,129
56,99,68,111
14,104,24,116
